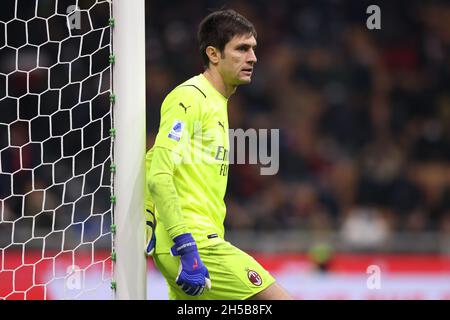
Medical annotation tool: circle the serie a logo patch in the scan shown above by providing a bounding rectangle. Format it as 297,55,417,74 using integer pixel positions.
247,269,262,286
168,120,184,141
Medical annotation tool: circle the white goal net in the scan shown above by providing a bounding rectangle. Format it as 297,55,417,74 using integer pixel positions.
0,0,116,300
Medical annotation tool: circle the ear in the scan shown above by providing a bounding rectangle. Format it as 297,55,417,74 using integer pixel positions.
205,46,221,65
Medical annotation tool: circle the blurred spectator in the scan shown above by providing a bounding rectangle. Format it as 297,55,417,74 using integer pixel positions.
341,206,391,249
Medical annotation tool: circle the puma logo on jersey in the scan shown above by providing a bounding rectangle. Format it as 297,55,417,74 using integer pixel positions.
218,121,225,132
179,102,191,113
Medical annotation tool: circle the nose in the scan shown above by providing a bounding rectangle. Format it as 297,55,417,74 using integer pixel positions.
248,49,257,64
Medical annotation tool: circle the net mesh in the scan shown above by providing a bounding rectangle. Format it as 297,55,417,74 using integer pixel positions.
0,0,113,300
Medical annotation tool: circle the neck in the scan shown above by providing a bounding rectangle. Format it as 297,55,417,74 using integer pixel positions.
203,68,236,98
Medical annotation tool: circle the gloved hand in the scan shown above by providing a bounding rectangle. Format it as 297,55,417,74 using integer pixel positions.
170,233,212,296
145,208,156,256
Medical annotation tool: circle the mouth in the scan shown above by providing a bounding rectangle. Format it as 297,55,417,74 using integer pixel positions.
241,68,253,75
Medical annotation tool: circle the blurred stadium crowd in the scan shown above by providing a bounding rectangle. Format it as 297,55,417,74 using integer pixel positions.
145,0,450,246
0,0,449,252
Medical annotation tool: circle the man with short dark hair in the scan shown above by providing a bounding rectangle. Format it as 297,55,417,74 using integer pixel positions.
145,9,291,300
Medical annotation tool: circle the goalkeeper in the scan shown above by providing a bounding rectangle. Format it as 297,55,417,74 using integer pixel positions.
145,9,292,300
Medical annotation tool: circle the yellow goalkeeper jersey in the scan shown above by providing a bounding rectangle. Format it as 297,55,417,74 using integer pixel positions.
146,74,229,254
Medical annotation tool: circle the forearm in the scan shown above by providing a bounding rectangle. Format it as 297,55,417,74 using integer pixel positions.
147,147,188,239
148,148,210,295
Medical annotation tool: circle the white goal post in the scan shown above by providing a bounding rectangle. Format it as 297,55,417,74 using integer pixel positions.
112,0,147,300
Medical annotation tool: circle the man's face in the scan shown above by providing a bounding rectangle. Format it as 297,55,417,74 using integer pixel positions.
217,34,257,86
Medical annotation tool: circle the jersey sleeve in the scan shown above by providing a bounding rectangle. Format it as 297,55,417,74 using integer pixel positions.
153,86,202,157
147,146,188,239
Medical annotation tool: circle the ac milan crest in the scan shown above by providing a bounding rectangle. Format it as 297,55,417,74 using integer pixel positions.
247,269,262,286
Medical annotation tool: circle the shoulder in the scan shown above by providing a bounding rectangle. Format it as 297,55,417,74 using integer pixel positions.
159,76,208,121
170,75,208,101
